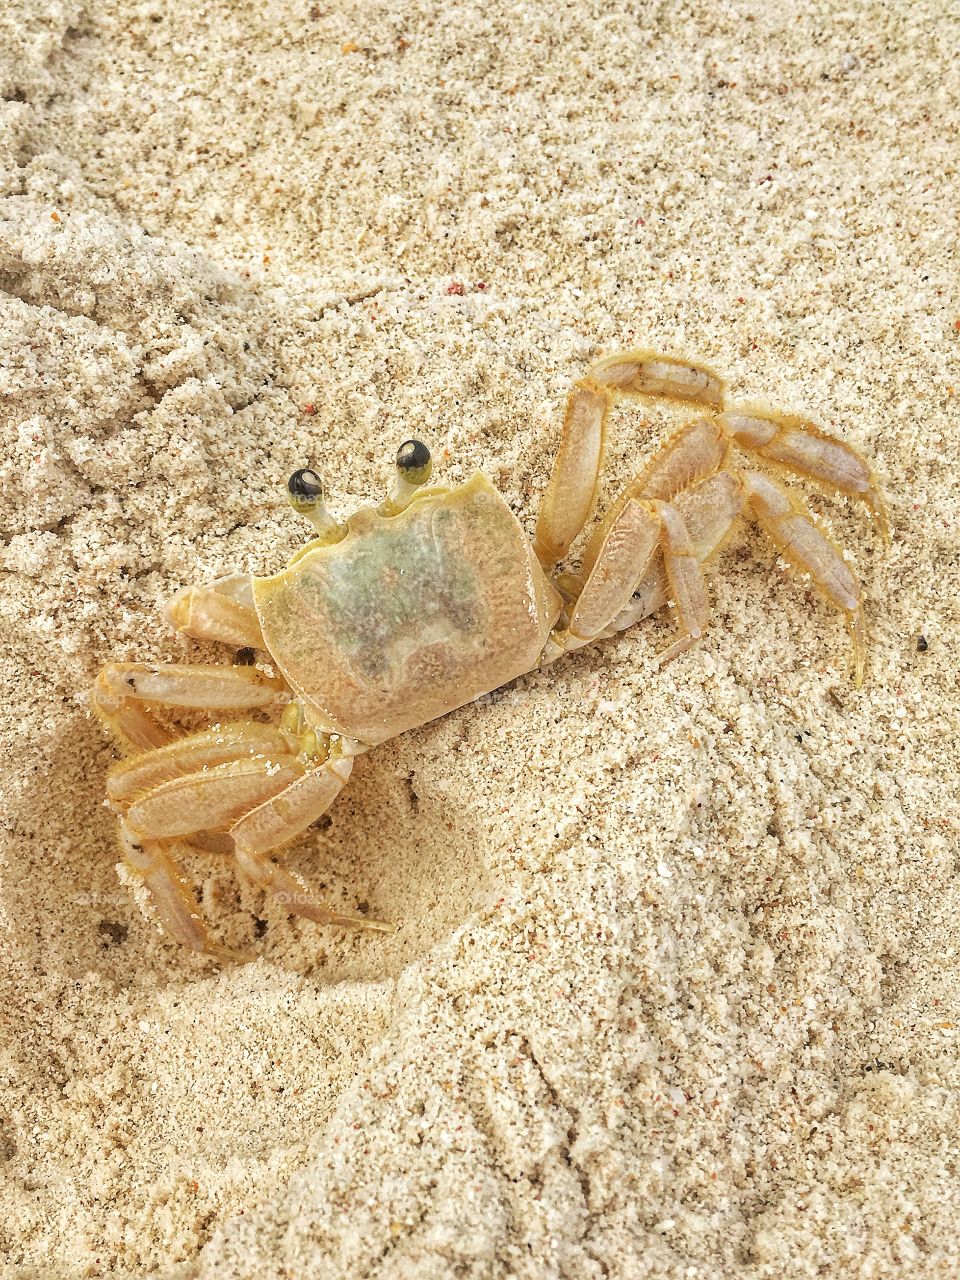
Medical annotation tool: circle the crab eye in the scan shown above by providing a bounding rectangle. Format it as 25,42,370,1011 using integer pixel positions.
395,439,432,485
287,467,324,510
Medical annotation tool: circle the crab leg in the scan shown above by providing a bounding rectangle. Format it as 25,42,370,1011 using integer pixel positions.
118,825,246,959
106,721,295,806
575,416,729,582
654,500,712,664
164,572,266,650
564,500,661,644
557,493,713,665
533,383,610,569
114,733,390,948
115,754,304,956
587,350,726,406
600,465,866,678
534,351,726,569
619,471,747,628
98,661,285,709
633,417,728,502
94,661,285,754
93,671,173,752
718,408,889,541
124,756,305,839
231,756,393,933
558,416,743,653
742,470,867,684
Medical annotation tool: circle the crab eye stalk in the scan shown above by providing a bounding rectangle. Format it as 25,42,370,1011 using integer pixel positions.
395,439,433,485
287,467,324,511
380,439,434,516
286,467,342,540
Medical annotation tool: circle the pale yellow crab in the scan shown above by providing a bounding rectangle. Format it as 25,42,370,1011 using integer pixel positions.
94,349,887,957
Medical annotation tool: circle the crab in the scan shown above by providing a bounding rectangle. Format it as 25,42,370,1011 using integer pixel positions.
93,349,887,957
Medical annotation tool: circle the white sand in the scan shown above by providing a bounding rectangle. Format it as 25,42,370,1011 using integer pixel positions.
1,1,958,1275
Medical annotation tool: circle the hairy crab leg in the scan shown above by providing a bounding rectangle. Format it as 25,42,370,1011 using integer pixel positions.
93,670,173,752
578,416,729,585
106,721,297,807
718,408,889,542
632,417,728,502
562,500,661,647
653,500,711,665
165,572,267,650
119,752,390,953
98,661,287,711
742,470,868,684
551,494,712,665
119,825,248,960
124,757,305,840
533,351,726,569
231,755,393,934
621,471,747,628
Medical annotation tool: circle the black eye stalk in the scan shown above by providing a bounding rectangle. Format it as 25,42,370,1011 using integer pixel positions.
288,442,436,530
381,439,434,516
396,439,432,485
286,466,342,540
287,467,325,511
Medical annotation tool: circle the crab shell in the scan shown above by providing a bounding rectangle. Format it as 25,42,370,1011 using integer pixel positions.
252,474,563,745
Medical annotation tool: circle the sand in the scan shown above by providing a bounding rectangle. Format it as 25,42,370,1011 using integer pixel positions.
1,0,958,1275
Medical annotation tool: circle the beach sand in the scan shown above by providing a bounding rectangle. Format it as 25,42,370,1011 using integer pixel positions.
1,1,958,1275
